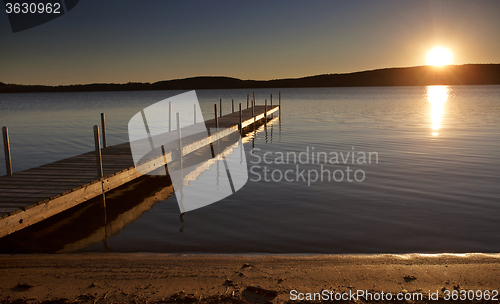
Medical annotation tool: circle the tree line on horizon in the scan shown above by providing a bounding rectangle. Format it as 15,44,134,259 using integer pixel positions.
1,64,499,93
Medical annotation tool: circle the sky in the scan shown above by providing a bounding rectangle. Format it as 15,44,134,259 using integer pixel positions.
1,0,499,85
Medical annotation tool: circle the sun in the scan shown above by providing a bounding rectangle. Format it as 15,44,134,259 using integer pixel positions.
426,47,453,66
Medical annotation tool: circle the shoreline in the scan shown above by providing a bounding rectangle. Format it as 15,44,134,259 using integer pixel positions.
2,64,500,93
1,253,499,303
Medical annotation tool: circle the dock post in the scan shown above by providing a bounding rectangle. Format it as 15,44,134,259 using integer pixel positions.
265,99,267,124
279,91,281,117
232,99,234,113
270,95,273,119
252,100,254,117
93,125,103,179
100,113,107,148
214,104,219,129
253,92,255,106
2,126,12,176
177,113,182,158
194,104,197,124
176,113,183,179
239,103,242,132
169,101,172,132
247,95,249,109
220,99,222,117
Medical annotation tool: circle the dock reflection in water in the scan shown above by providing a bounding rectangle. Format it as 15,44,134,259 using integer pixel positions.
0,175,174,253
0,116,280,253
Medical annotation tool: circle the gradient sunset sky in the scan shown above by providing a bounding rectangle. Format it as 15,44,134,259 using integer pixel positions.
1,0,499,85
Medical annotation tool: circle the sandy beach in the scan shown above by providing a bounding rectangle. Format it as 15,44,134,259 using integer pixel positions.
0,253,499,303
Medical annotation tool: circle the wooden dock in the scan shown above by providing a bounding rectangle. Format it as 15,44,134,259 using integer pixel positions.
0,98,280,238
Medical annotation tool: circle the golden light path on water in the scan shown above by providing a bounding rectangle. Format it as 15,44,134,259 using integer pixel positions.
426,85,449,136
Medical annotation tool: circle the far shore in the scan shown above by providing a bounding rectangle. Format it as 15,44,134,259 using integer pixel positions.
0,253,499,303
1,64,500,93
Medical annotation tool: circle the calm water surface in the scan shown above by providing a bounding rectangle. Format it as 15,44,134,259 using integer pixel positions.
0,86,499,253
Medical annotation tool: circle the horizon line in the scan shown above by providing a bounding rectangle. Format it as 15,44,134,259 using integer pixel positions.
2,63,500,87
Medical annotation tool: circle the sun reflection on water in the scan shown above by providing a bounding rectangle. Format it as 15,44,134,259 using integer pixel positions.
427,85,449,136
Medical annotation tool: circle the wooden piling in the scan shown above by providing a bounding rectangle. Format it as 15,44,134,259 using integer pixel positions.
265,99,267,124
252,100,255,117
247,95,249,109
177,113,182,155
2,126,12,176
239,103,242,132
100,113,107,148
279,91,281,117
177,113,183,171
93,125,103,178
232,99,234,113
270,95,273,119
169,101,172,132
220,99,222,117
253,92,255,106
214,104,219,129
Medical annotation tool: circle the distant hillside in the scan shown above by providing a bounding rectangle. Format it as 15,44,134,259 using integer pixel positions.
1,64,499,93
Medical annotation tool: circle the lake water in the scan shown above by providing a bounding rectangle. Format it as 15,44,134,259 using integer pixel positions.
0,86,499,253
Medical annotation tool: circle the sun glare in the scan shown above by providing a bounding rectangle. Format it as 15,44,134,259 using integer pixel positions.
426,47,453,66
427,85,449,136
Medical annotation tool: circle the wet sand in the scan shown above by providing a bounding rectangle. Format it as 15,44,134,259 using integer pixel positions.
0,253,499,303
